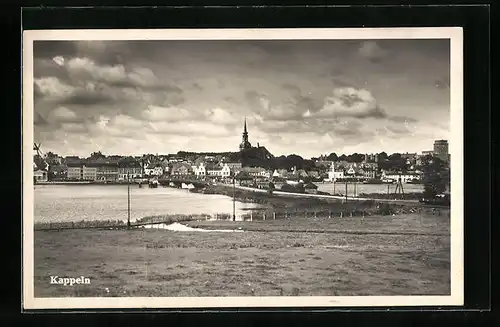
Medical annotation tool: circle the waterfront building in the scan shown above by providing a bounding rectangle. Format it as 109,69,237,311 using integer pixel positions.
144,164,164,177
34,169,48,182
82,165,97,181
240,167,270,179
67,162,83,180
206,163,231,178
96,162,119,182
381,170,420,183
170,162,193,176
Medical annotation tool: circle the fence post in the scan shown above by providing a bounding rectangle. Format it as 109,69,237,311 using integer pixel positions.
273,212,276,220
340,212,343,218
263,212,265,220
314,211,317,219
328,211,331,219
250,211,253,221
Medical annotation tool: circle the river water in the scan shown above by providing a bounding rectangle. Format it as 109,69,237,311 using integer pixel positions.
33,185,264,223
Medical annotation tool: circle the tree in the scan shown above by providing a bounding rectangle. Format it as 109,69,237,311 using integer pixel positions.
378,152,388,162
386,153,407,172
350,153,365,163
421,155,449,198
327,153,339,161
90,151,106,159
338,154,348,161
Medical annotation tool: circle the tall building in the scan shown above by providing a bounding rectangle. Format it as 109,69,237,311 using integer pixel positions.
239,118,252,151
433,140,449,162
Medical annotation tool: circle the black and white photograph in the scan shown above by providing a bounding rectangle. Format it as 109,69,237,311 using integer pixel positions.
23,28,464,309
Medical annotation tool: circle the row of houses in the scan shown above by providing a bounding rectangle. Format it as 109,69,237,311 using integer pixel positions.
326,162,422,183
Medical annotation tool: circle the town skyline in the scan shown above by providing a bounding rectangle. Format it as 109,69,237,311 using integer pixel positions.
33,39,450,158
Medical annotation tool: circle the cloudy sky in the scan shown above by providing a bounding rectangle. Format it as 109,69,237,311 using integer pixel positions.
32,39,450,159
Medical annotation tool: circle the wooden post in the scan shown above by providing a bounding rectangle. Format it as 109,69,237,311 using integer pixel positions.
328,211,331,219
387,183,390,200
232,176,236,221
250,211,253,221
263,211,265,220
333,179,336,195
127,173,131,229
273,212,276,220
345,180,348,202
340,212,343,218
314,211,317,219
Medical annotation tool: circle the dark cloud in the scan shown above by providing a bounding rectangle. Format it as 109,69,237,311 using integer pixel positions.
31,38,451,157
351,105,387,119
60,91,115,106
388,115,418,123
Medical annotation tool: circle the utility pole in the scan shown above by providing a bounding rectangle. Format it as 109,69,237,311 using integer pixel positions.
127,172,131,229
232,173,236,221
345,179,348,202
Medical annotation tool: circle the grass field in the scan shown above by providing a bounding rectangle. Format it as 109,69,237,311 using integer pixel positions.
34,213,450,297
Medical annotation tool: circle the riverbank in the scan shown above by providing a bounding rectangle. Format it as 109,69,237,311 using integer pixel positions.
190,184,435,217
34,212,450,297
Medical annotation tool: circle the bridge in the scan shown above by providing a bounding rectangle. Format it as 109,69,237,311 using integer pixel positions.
157,177,208,188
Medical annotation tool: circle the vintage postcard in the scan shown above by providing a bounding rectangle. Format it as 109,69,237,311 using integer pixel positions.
22,27,464,310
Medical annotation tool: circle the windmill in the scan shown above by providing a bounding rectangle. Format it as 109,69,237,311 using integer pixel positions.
33,142,49,171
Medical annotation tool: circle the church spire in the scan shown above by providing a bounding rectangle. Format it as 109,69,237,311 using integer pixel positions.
239,117,252,151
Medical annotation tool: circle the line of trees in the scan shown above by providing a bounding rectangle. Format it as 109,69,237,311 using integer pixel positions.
420,155,450,198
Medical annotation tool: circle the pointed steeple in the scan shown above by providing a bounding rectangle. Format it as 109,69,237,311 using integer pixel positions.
239,117,252,151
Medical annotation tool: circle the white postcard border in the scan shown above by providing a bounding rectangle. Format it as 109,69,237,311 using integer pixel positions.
22,27,464,310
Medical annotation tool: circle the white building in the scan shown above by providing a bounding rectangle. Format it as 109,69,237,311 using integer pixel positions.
327,162,344,181
144,164,164,176
193,162,206,177
82,165,97,180
67,166,82,180
34,169,48,182
207,163,231,178
381,171,420,183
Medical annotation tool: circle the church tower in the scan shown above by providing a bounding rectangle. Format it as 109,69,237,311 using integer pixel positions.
239,118,252,151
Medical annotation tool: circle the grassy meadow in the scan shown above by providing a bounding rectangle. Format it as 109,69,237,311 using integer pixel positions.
34,212,450,298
